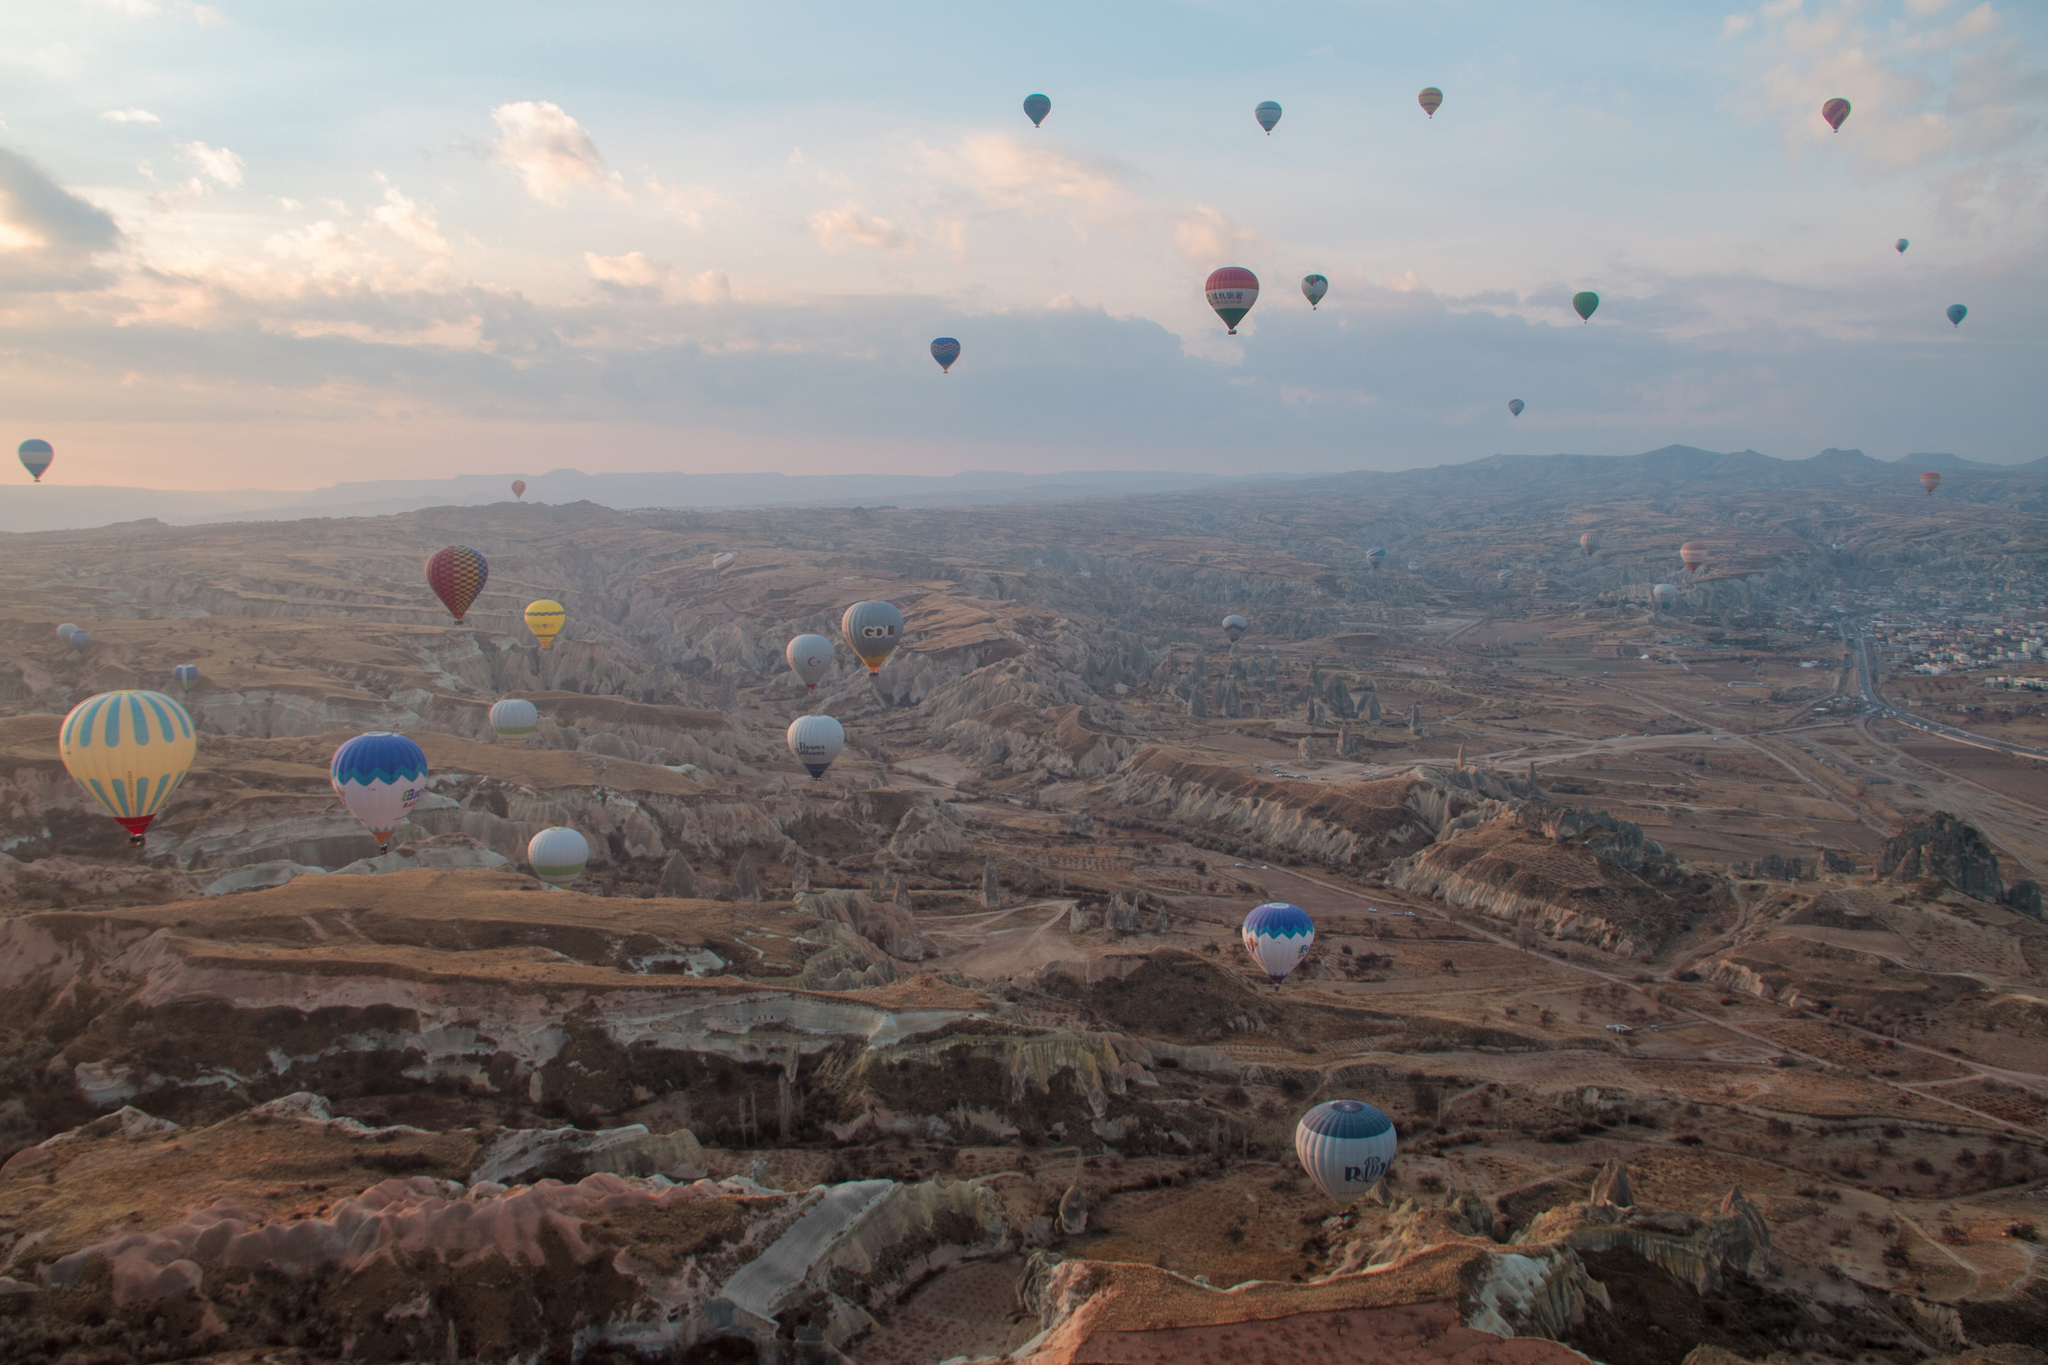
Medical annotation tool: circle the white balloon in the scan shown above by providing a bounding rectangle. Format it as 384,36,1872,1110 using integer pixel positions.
528,826,589,887
787,714,845,779
786,634,834,692
489,697,539,747
1242,902,1315,985
1296,1100,1399,1204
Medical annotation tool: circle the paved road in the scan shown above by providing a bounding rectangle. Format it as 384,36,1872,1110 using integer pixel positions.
1849,625,2048,762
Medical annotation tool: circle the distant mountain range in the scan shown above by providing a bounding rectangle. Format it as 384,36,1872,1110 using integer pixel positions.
3,448,2040,535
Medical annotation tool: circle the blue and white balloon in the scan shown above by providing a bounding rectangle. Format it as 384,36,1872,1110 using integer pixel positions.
787,714,845,779
331,732,428,852
1242,901,1314,985
1296,1100,1398,1204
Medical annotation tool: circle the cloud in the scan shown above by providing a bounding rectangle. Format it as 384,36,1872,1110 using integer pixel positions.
924,134,1132,216
490,101,617,205
100,108,161,125
180,141,244,187
585,249,669,289
367,186,449,257
77,0,223,22
1171,206,1265,263
808,205,919,255
0,145,124,291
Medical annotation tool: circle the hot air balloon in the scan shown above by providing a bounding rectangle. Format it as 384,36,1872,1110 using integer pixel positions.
1366,547,1387,571
786,634,833,692
524,599,565,649
712,552,737,573
1920,471,1941,494
1302,275,1328,309
1573,291,1599,323
1580,532,1597,557
1418,87,1443,118
528,827,590,887
1296,1100,1398,1205
1822,98,1851,132
56,623,78,641
18,439,53,483
1255,101,1282,134
1205,267,1260,334
1947,304,1967,328
1497,569,1514,589
1243,901,1314,987
842,601,905,674
1680,541,1707,576
1406,561,1420,573
69,630,92,653
1508,399,1524,417
490,697,539,746
330,732,428,853
1652,583,1677,606
1222,614,1249,642
931,337,960,373
171,664,199,692
1023,93,1050,127
426,546,488,623
787,714,845,779
1895,239,1909,254
511,480,527,499
60,690,197,848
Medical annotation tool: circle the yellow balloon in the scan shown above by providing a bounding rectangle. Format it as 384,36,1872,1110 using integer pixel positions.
524,599,566,649
59,690,197,847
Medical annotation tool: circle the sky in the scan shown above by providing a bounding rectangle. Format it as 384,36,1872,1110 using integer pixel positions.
1,0,2044,490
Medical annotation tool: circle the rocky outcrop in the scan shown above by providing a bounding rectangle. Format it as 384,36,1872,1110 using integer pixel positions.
800,888,932,962
1882,812,2006,901
468,1122,707,1185
1516,1183,1771,1292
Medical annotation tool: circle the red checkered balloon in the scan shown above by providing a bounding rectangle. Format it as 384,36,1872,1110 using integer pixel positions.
426,546,488,623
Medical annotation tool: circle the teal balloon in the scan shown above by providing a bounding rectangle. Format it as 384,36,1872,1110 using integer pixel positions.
1572,291,1599,322
1255,101,1282,134
1947,304,1967,327
1023,94,1050,127
1895,238,1909,253
18,439,53,483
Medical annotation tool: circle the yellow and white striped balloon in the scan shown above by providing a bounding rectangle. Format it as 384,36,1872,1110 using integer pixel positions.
59,690,197,846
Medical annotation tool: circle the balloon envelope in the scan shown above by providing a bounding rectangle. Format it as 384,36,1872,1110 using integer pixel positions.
1254,100,1282,133
1418,87,1442,118
1205,267,1260,334
1653,583,1677,603
528,827,590,887
1222,614,1249,642
931,337,960,372
1508,399,1524,417
1366,547,1387,570
1497,570,1514,587
1947,304,1967,327
1572,291,1599,322
1921,471,1941,495
1296,1100,1398,1204
18,438,53,482
786,634,833,692
1580,532,1597,557
842,601,905,674
60,690,197,845
1023,93,1050,127
511,480,526,498
331,732,428,851
426,546,488,623
787,714,846,779
490,697,539,746
1242,902,1314,985
69,630,92,652
1822,97,1851,131
56,623,78,641
1679,541,1707,575
524,599,565,649
712,552,737,572
1301,274,1327,308
1895,238,1909,254
172,664,199,692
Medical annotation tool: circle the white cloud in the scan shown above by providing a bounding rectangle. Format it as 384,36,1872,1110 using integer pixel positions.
100,108,161,125
262,219,366,276
808,205,919,255
923,134,1131,216
367,186,448,256
77,0,223,22
180,141,243,187
682,269,731,305
490,101,617,205
585,249,669,288
1171,206,1264,263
